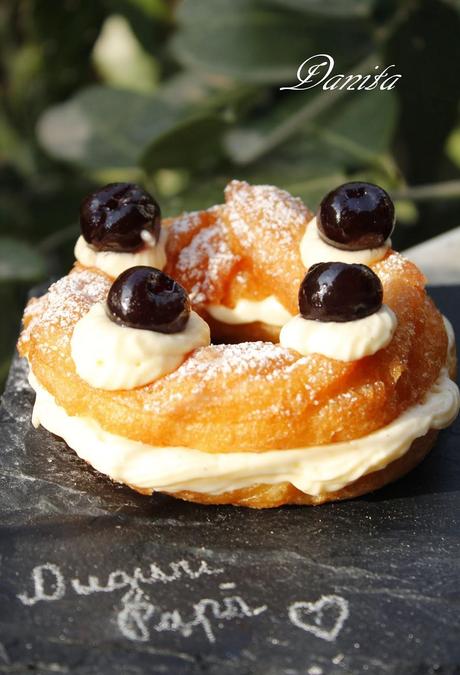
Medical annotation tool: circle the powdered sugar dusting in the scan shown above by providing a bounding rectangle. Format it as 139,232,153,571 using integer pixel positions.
141,340,344,414
171,341,295,381
166,209,204,238
170,209,238,305
224,180,309,250
141,341,299,412
374,251,417,285
21,269,110,355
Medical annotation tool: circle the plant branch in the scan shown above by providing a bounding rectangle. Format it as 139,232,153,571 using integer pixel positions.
393,180,460,201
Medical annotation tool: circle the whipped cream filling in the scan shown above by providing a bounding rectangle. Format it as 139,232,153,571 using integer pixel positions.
300,217,391,268
28,365,459,496
206,296,292,327
74,228,167,278
71,303,210,390
280,305,397,361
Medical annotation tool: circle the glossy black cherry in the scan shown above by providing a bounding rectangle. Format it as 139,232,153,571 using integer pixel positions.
80,183,161,253
317,182,395,251
299,262,383,322
107,266,191,334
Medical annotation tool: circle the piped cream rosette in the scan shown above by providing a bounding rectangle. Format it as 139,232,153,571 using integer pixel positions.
71,302,210,390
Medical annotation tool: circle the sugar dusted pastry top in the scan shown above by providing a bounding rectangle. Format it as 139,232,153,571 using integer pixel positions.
164,206,240,309
164,181,311,318
19,248,448,453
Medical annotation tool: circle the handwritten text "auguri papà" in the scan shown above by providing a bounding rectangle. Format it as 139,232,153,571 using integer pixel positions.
280,54,401,92
16,559,350,644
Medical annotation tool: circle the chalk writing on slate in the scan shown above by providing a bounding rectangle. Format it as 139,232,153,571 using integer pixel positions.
17,559,349,644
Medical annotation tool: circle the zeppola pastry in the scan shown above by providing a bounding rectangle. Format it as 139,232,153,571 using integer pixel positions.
19,180,460,508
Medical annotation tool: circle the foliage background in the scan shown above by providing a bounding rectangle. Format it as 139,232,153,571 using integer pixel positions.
1,0,460,389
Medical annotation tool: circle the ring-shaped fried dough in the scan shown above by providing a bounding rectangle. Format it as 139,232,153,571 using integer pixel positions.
19,253,447,455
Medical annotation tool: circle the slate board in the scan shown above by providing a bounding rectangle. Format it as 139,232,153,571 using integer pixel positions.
0,286,459,675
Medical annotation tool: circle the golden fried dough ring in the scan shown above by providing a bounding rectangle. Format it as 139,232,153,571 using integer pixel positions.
19,176,455,508
19,253,447,457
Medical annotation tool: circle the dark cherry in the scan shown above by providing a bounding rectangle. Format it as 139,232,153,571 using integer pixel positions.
80,183,161,253
317,182,395,251
299,262,383,322
107,266,191,334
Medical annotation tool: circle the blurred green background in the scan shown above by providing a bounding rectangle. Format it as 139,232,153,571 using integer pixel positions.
1,0,460,389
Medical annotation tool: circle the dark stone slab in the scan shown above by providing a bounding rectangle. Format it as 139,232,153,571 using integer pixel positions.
0,286,459,675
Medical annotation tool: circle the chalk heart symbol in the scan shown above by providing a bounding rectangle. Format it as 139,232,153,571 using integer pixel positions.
289,595,349,642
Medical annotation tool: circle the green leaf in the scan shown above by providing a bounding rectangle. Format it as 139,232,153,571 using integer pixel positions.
263,91,400,198
106,0,174,55
0,239,46,282
223,49,382,164
225,65,398,176
0,109,35,176
267,0,376,17
37,78,260,171
92,15,159,93
385,0,460,183
307,89,398,165
446,126,460,170
161,176,227,214
171,0,372,84
156,72,259,115
142,114,229,172
172,0,311,84
224,94,314,163
37,86,181,169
